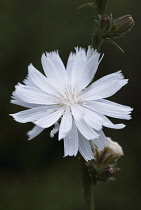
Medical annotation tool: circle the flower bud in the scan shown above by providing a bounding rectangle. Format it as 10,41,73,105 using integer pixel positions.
88,138,124,183
100,15,111,32
101,138,123,165
112,15,135,35
91,137,124,166
106,138,124,157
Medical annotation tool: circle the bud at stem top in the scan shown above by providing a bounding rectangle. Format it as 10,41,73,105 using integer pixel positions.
112,14,135,35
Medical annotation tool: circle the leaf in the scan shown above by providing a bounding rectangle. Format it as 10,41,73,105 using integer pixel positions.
109,40,125,53
79,3,94,9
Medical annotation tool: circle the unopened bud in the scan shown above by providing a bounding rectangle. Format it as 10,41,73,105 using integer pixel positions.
89,138,123,182
112,15,135,35
100,138,123,165
100,15,111,32
105,137,124,158
91,137,124,166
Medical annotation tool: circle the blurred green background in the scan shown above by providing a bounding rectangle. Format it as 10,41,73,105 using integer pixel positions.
0,0,140,209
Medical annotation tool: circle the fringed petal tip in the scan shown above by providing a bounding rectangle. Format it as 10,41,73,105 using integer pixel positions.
27,125,44,141
63,152,78,158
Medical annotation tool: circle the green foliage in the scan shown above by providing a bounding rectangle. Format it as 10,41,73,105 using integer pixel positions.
79,3,94,9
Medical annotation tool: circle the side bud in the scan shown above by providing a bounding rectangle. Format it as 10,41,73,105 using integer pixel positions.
88,137,123,182
96,137,124,166
111,15,135,36
106,138,124,157
99,15,111,32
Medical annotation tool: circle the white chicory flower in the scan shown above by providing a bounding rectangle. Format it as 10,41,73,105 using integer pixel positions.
10,47,132,161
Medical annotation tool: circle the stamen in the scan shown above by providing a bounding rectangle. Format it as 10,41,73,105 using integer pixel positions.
55,84,81,107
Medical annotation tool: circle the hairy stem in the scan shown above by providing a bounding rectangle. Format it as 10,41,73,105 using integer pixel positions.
91,0,109,51
80,158,96,210
91,29,103,52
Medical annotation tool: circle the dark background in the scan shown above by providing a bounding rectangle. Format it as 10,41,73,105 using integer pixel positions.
0,0,140,209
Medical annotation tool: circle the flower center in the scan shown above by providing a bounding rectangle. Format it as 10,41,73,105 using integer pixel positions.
57,85,80,107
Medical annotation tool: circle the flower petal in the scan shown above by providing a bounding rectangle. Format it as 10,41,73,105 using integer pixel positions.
71,104,84,121
10,106,48,123
84,99,132,120
67,47,86,90
93,99,132,120
92,130,109,150
41,51,66,90
82,106,104,131
83,101,126,129
27,125,44,140
59,107,72,140
67,47,101,92
82,70,124,93
28,64,61,96
75,119,99,140
103,115,126,129
78,131,94,161
15,84,57,105
66,52,75,73
64,121,79,157
35,107,65,128
81,71,128,100
78,47,101,90
11,91,39,108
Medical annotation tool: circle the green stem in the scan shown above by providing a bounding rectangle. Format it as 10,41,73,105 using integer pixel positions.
80,158,96,210
91,31,103,52
91,0,109,51
91,14,103,52
97,0,109,15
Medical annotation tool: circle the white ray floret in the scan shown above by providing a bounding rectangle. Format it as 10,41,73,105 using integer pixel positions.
10,47,132,161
